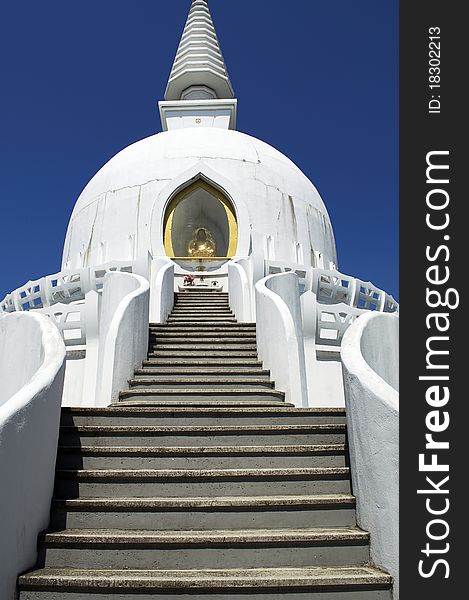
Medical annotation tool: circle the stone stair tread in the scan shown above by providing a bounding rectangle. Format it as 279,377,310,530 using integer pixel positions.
51,493,357,509
56,467,350,479
62,407,344,416
143,359,263,364
167,317,238,320
151,326,257,330
150,339,256,344
148,353,260,357
42,526,368,545
169,314,235,317
115,400,291,407
19,565,391,590
152,345,258,350
58,444,347,455
150,331,257,335
134,368,269,375
61,424,344,433
119,388,285,396
128,378,273,385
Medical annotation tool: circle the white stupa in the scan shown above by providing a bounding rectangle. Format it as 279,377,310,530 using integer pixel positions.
0,3,399,599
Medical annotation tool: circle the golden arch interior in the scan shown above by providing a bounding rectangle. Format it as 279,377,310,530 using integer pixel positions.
163,180,238,268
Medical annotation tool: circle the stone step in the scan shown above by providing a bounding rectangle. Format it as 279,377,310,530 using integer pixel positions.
134,367,269,376
56,444,347,470
149,337,256,344
152,326,257,332
166,318,238,323
171,304,232,308
131,371,271,380
60,408,346,427
119,389,285,404
169,308,233,312
54,467,351,498
168,310,235,321
39,527,369,570
173,297,228,301
128,378,275,390
58,423,345,448
149,332,257,339
18,566,392,600
173,303,231,308
115,400,291,408
150,344,258,351
143,358,263,366
50,494,357,531
148,351,259,358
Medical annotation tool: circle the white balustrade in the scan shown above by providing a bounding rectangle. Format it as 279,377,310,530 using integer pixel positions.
316,302,363,348
37,302,87,348
312,269,356,306
0,261,136,317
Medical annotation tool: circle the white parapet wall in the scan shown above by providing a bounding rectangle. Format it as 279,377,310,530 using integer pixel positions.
228,257,253,323
97,272,150,406
0,312,66,600
341,311,399,598
149,257,175,323
255,272,308,407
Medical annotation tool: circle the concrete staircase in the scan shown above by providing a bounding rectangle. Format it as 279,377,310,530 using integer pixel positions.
18,290,392,599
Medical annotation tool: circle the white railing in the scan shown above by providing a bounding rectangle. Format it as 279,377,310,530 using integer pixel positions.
315,302,364,349
0,261,136,314
265,261,398,352
265,262,398,314
0,260,157,407
311,268,398,313
39,301,87,348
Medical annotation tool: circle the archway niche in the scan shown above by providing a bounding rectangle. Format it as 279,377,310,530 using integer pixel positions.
163,180,238,272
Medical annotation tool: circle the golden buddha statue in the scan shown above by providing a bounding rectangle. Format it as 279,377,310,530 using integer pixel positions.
187,227,217,258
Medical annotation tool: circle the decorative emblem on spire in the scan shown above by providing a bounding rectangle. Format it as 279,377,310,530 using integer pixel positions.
165,0,234,101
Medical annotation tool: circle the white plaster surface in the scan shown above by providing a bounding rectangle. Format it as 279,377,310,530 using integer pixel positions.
341,312,399,598
255,273,308,407
0,312,66,600
228,257,253,322
62,128,337,279
150,258,175,323
97,272,150,405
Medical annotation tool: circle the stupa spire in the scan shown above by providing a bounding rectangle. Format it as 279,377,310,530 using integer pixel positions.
165,0,234,101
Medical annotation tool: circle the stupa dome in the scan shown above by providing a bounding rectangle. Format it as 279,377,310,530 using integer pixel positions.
62,127,337,273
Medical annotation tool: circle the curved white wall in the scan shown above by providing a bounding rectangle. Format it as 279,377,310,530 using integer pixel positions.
341,312,399,598
149,258,175,323
228,257,253,323
97,272,150,405
255,272,308,407
0,312,66,600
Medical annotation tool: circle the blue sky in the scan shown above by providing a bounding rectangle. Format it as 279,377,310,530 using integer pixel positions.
0,0,398,300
